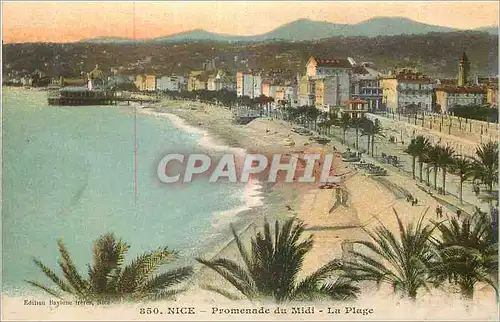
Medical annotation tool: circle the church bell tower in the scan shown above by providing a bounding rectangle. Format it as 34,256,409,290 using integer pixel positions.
458,52,470,86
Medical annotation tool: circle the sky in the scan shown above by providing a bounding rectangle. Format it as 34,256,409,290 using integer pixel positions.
2,1,499,44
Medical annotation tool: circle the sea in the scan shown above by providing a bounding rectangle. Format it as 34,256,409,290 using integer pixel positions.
1,88,262,294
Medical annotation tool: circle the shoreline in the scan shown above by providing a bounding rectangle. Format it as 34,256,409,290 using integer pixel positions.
2,93,497,320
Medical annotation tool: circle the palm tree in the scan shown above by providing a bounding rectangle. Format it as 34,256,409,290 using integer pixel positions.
352,117,361,150
426,145,441,189
436,145,455,194
405,136,432,181
342,208,436,301
340,113,351,145
431,210,498,300
370,119,383,157
473,141,498,193
449,156,474,204
197,219,359,303
26,233,193,303
307,105,321,131
361,119,373,155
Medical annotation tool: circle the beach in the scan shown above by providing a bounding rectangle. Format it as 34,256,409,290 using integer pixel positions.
139,98,497,304
2,96,497,321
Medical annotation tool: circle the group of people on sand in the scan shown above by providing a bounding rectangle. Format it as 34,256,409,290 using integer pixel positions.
406,194,418,206
435,205,444,218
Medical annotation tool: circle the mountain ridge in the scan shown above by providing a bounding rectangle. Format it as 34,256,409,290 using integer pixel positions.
80,17,498,43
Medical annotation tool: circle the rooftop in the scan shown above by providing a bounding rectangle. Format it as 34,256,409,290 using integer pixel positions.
60,86,108,92
436,86,486,94
309,56,353,69
382,69,431,83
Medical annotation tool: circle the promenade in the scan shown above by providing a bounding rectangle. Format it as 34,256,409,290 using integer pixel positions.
328,124,494,213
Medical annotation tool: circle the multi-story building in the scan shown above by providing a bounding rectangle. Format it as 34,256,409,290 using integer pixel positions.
156,76,186,92
298,75,316,106
134,74,156,92
435,87,486,113
187,71,208,91
315,77,345,112
305,56,352,111
207,76,236,91
275,86,298,106
487,85,498,107
380,69,433,113
236,72,261,98
350,63,383,111
435,52,487,113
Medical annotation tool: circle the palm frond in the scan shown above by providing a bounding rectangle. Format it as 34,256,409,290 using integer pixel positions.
138,266,193,292
293,259,343,296
31,258,74,294
318,278,360,301
57,239,89,297
25,280,63,299
145,288,188,301
117,247,176,293
200,284,243,300
89,233,130,293
196,257,256,299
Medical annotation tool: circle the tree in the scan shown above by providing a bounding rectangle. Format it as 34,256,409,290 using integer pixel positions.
405,136,432,181
370,119,383,156
431,210,498,300
351,117,362,150
197,219,359,303
26,233,193,303
426,145,441,189
361,119,373,155
449,156,474,204
343,208,436,301
473,141,498,193
317,112,338,136
340,113,351,145
435,145,455,194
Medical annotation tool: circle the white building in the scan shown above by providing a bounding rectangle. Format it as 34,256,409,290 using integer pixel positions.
156,76,186,92
304,56,353,110
380,69,433,113
207,70,236,92
236,72,262,98
276,86,298,106
434,52,487,113
435,87,486,113
351,63,383,111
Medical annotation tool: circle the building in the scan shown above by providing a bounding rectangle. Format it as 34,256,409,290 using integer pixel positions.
315,77,345,112
435,87,486,113
275,86,298,106
487,85,498,107
236,72,261,98
207,70,236,92
156,76,185,92
380,69,433,113
187,71,208,91
434,52,487,113
306,56,353,78
134,74,156,92
298,75,316,106
458,52,470,86
305,56,352,110
350,63,383,111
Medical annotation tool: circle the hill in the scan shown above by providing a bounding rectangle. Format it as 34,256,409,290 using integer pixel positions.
4,32,498,79
80,17,491,43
